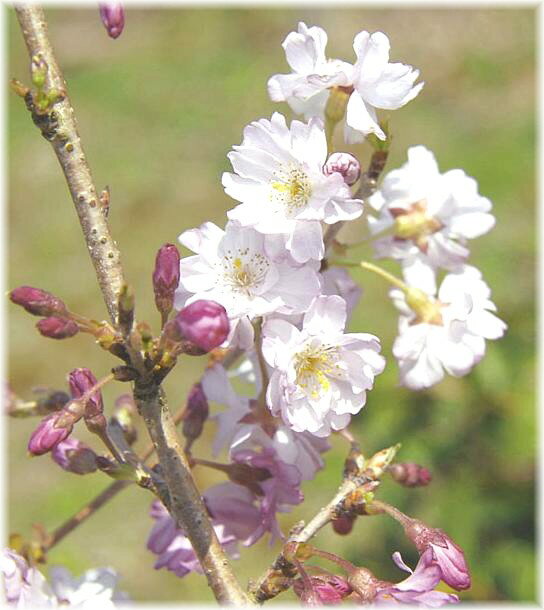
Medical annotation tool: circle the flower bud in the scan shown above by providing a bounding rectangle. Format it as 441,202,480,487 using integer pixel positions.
332,514,355,535
36,316,79,340
324,152,361,186
99,3,125,39
181,383,209,448
153,243,180,322
389,462,432,487
68,368,103,418
403,519,471,591
51,437,97,474
175,300,230,353
10,286,67,317
294,573,352,605
28,411,73,455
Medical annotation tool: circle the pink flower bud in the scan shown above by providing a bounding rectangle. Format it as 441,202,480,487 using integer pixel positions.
389,462,432,487
323,152,361,186
294,573,353,605
175,300,230,353
10,286,67,317
28,411,73,455
99,3,125,39
153,243,180,320
404,519,471,591
332,514,355,535
36,316,79,339
51,437,97,474
68,368,103,418
181,383,209,446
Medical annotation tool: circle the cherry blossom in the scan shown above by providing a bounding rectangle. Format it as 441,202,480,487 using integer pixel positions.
222,113,362,263
369,146,495,293
392,266,506,390
262,295,385,437
175,221,320,348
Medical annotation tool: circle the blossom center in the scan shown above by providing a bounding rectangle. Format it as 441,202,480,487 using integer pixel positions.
271,164,312,212
219,250,270,296
391,200,442,252
294,342,340,399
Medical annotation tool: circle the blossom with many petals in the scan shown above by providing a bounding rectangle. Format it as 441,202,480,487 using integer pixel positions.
222,113,362,263
175,221,321,348
267,23,423,142
392,266,506,390
369,146,495,293
263,295,385,437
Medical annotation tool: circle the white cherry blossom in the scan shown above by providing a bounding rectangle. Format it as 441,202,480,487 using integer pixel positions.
392,266,507,390
267,23,423,142
175,221,320,348
267,22,353,120
369,146,495,293
262,295,385,437
222,112,362,263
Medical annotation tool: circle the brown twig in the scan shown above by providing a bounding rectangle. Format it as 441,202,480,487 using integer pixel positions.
15,6,250,605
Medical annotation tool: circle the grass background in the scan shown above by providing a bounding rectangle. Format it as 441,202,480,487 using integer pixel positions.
7,6,535,603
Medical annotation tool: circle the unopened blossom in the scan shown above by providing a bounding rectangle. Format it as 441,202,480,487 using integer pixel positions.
369,146,495,293
222,113,363,263
293,572,353,605
403,519,471,591
152,243,180,320
37,316,79,340
175,221,320,347
263,295,385,437
231,446,303,544
68,368,103,418
267,23,423,142
147,484,261,577
321,266,362,320
202,363,328,482
389,462,432,487
99,3,125,39
28,411,74,455
10,285,67,317
373,550,459,606
175,300,230,352
324,152,361,186
392,266,506,390
51,437,97,475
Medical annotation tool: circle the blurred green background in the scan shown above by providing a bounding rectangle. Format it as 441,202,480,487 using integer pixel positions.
7,6,535,604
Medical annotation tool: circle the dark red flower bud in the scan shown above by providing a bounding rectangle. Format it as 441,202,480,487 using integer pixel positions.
175,300,230,353
51,437,97,474
28,411,73,455
36,316,79,340
389,462,432,487
99,3,125,39
153,243,180,322
68,368,103,418
332,514,356,535
10,286,67,317
181,383,209,448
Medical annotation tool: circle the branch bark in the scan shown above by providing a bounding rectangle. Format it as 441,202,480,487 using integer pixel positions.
15,5,250,605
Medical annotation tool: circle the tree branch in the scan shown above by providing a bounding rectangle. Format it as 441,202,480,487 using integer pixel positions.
15,4,125,323
15,6,250,604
